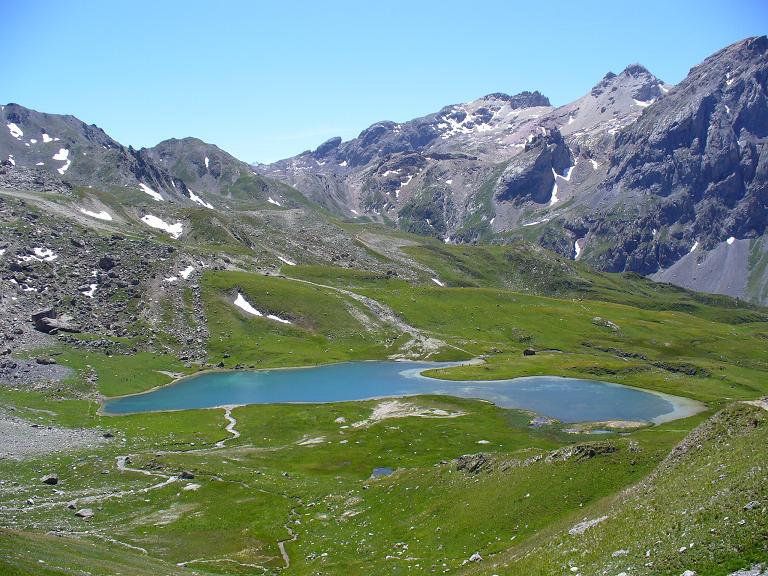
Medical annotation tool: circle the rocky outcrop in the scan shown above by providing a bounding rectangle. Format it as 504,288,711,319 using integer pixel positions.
581,36,768,286
483,90,551,108
495,129,573,204
31,309,81,334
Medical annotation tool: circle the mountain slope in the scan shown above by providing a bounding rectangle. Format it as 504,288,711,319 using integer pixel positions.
144,137,297,207
0,103,192,203
259,37,768,304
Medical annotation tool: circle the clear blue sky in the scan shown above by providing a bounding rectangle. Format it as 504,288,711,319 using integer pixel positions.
4,0,766,163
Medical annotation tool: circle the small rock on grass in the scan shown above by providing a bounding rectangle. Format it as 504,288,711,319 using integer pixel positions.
75,508,94,519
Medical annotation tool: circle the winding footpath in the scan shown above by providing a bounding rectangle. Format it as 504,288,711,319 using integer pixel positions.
215,405,241,448
277,508,300,569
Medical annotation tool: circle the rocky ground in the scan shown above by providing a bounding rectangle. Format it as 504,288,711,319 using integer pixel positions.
0,410,108,460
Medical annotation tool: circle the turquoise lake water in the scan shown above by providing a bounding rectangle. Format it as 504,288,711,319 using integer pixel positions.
102,361,699,423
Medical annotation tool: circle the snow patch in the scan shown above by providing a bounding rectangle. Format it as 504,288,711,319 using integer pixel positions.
338,160,348,167
574,239,584,260
549,180,559,206
188,189,214,209
80,209,113,221
179,266,194,279
234,292,262,316
233,292,292,324
589,159,600,170
277,256,296,266
82,284,98,298
36,162,44,166
394,174,413,197
204,156,209,169
559,164,576,182
52,148,69,161
140,214,183,239
726,236,735,245
7,155,15,166
34,247,57,261
689,241,699,253
632,99,654,108
267,197,282,206
658,83,669,93
522,218,550,227
431,278,445,287
42,133,53,143
7,123,23,139
139,183,163,201
57,160,71,175
29,138,37,144
18,247,58,263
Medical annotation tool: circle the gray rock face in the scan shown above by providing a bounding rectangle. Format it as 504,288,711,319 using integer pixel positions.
483,90,550,108
583,36,768,286
495,129,572,204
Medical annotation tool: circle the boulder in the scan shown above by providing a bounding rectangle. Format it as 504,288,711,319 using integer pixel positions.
31,310,81,334
41,474,58,485
98,255,116,271
75,508,94,519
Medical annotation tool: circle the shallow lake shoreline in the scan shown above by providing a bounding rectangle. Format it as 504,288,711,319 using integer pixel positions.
100,359,707,425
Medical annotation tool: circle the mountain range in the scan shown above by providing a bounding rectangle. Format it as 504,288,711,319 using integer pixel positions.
2,35,767,303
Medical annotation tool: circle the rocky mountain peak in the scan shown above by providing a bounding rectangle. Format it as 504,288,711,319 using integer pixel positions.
482,90,551,108
313,136,342,158
621,63,652,77
590,64,662,99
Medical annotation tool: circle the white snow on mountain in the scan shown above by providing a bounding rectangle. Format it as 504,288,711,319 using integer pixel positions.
139,183,163,201
189,189,214,209
7,123,23,139
80,209,113,221
141,214,183,238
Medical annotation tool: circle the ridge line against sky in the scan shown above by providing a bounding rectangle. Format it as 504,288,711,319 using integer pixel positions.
4,0,767,163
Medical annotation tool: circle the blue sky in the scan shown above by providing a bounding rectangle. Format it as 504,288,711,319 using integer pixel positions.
4,0,766,163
